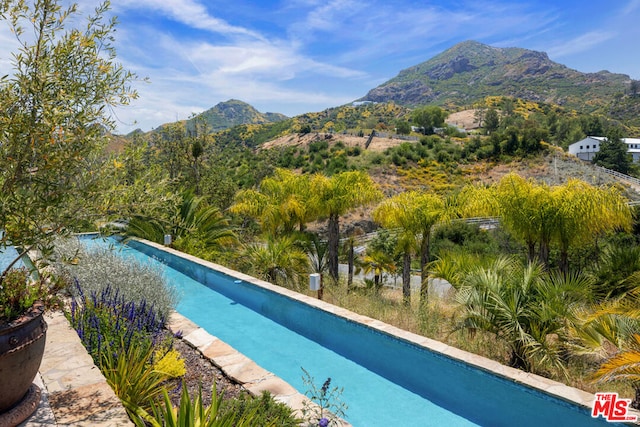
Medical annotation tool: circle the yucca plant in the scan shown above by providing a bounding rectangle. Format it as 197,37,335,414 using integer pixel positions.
135,381,271,427
101,339,172,417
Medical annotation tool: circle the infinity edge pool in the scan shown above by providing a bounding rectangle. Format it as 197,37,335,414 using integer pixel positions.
96,235,637,426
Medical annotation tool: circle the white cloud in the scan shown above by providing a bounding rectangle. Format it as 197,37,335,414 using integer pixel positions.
113,0,264,40
546,31,617,58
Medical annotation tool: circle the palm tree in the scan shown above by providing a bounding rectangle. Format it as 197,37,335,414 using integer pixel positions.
231,169,316,236
341,227,364,293
436,255,592,373
476,173,632,272
582,288,640,408
311,171,382,282
373,191,456,304
358,249,396,293
485,174,555,263
241,235,310,289
126,192,236,257
591,244,640,300
552,179,631,274
594,335,640,409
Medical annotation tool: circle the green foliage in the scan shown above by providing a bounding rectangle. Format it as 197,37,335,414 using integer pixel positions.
137,383,297,427
0,0,137,272
240,235,310,289
591,244,640,300
102,339,173,419
301,368,347,427
483,108,500,134
411,106,447,135
443,257,593,373
53,237,177,319
431,221,498,258
220,391,299,427
395,120,412,135
593,129,634,174
0,267,66,323
127,192,237,261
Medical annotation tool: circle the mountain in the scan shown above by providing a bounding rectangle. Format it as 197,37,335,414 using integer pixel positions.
360,40,636,115
188,99,288,132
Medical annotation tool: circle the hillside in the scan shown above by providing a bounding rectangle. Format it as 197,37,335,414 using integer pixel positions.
261,131,419,152
188,99,288,132
360,40,638,122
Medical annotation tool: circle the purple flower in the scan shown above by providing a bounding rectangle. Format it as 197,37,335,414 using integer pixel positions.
318,418,329,427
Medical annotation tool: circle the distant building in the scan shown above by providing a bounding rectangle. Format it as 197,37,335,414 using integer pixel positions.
568,136,640,162
352,101,376,107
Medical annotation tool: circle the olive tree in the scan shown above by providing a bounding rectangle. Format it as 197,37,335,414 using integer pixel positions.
0,0,138,277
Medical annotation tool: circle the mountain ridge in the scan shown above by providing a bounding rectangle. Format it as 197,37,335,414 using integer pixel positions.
360,40,635,116
188,99,288,132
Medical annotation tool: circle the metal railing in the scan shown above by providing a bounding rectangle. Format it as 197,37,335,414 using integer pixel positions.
593,165,640,187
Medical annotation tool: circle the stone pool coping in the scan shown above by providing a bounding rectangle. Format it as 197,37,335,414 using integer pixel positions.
140,238,640,425
166,312,348,425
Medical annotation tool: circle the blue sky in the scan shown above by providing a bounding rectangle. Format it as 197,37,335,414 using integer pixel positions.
2,1,640,133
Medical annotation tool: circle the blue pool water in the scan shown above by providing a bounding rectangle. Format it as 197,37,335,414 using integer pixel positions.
0,246,24,272
80,236,625,427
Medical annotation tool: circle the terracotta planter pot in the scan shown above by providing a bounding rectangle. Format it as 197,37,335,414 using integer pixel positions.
0,302,47,413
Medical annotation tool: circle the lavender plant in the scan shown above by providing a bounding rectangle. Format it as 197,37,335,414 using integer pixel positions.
301,368,348,427
68,283,166,364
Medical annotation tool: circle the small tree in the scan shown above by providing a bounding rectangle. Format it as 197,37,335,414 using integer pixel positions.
411,106,447,135
311,171,382,282
593,129,633,174
0,0,137,279
483,108,500,135
395,120,411,135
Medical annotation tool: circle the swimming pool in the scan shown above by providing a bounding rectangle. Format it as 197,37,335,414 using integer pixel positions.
81,235,627,426
0,245,25,272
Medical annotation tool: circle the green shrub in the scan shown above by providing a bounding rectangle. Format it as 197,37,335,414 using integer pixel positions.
0,267,66,323
137,382,235,427
220,391,299,427
53,237,177,318
102,339,172,418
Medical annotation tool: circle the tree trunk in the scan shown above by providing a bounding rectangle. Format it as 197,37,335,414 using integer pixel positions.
632,385,640,410
420,230,431,304
328,213,340,281
402,251,411,306
509,342,530,372
559,249,569,275
347,240,354,293
527,240,536,263
538,240,550,268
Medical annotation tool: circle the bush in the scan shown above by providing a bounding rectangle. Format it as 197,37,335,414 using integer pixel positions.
221,391,299,426
102,339,173,418
53,237,177,319
68,284,168,364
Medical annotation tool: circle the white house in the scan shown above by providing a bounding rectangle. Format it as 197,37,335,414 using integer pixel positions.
568,136,640,162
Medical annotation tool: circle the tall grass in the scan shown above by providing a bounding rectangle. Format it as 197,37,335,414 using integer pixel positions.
322,282,510,365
